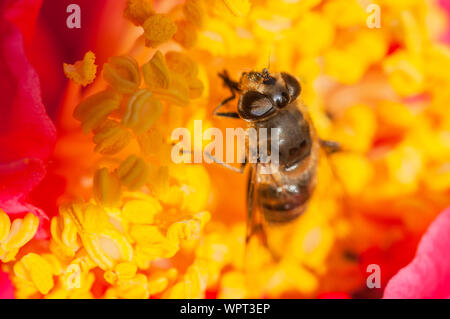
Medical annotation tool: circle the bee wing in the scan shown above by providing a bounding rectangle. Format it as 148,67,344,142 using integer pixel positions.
245,163,288,264
244,163,277,282
245,164,267,246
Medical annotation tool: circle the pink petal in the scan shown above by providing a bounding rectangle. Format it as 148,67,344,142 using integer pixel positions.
384,207,450,299
0,270,14,299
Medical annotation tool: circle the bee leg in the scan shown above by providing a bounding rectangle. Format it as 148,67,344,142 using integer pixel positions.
218,69,240,93
214,110,240,119
213,70,241,119
175,142,247,172
319,139,340,154
204,151,247,173
213,94,240,118
245,165,267,245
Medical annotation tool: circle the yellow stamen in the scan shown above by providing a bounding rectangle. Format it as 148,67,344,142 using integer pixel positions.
15,253,55,295
63,51,97,87
73,90,122,133
130,225,165,244
143,14,177,48
0,209,11,242
122,89,163,134
3,213,38,250
122,198,162,224
50,211,80,259
165,51,198,80
93,168,123,207
167,219,201,245
142,50,171,90
152,72,190,106
116,155,150,191
124,0,154,26
102,56,141,94
81,228,134,271
148,276,169,295
188,77,204,99
93,120,132,155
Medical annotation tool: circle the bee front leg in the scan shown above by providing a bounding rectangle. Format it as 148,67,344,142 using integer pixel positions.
204,151,247,173
213,70,241,119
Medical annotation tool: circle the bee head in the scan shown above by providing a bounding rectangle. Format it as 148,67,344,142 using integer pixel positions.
237,70,301,121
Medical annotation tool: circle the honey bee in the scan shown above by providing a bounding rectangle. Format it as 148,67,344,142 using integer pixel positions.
213,68,339,255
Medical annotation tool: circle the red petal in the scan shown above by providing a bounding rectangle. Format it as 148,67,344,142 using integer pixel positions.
0,9,56,222
318,292,351,299
0,159,45,202
0,20,56,163
3,0,43,45
383,207,450,298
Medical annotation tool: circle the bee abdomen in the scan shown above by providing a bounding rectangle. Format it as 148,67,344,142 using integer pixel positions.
258,182,312,224
262,203,308,223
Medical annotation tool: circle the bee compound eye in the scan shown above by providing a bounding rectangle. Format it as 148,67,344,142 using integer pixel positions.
281,72,301,102
238,91,275,120
273,91,289,108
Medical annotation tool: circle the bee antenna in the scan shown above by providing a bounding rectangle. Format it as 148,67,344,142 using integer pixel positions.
261,67,270,80
261,50,272,80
